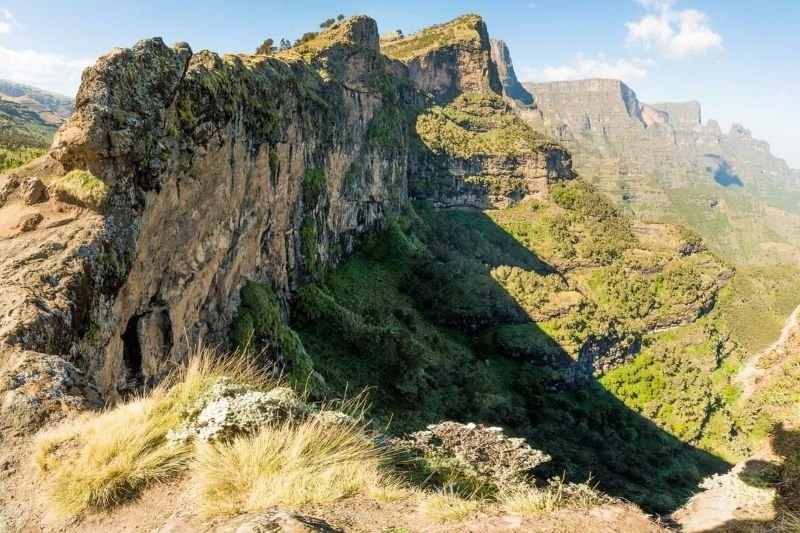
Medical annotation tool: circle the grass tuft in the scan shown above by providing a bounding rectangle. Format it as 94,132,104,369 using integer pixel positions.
34,346,271,516
420,490,482,523
192,417,400,516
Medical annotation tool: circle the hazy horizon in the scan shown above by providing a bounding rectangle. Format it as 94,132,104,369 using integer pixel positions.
1,0,797,167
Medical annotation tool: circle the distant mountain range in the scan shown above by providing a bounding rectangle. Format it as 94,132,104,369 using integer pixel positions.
489,40,800,266
0,80,73,149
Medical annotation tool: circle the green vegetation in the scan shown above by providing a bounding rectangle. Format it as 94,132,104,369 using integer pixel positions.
0,146,46,173
230,282,317,388
381,14,484,61
0,96,58,172
416,92,562,159
302,168,326,200
291,193,729,512
52,170,109,211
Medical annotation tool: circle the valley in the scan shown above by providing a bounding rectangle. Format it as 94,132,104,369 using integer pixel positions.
0,10,798,532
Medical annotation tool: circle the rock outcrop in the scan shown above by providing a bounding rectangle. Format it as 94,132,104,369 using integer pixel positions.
0,17,418,398
382,14,503,102
489,38,534,106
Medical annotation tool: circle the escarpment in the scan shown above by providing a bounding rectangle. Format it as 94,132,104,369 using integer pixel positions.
0,14,574,400
383,18,573,208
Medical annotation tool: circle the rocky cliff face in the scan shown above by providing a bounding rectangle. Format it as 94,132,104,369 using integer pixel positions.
381,14,503,102
0,17,420,398
384,17,573,208
488,39,534,106
0,14,573,402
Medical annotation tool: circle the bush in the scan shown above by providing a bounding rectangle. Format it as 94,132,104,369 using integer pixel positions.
393,421,551,496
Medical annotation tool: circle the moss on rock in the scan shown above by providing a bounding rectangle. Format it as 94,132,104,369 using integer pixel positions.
52,170,109,211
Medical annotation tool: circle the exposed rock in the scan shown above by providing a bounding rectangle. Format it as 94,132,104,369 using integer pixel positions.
17,212,42,232
0,176,19,207
489,38,534,106
19,176,46,204
382,14,502,101
160,511,339,533
0,350,98,434
39,18,417,396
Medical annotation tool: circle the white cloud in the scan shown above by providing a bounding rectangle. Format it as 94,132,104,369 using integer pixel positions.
0,46,93,95
521,53,649,83
626,0,722,59
0,8,21,35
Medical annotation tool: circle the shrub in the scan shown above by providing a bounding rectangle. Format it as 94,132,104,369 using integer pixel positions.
393,421,551,496
53,170,109,211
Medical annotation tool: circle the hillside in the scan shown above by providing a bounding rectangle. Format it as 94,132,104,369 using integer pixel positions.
510,74,800,266
0,11,798,533
0,80,73,172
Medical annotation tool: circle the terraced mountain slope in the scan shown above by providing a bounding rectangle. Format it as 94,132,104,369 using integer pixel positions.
516,77,800,266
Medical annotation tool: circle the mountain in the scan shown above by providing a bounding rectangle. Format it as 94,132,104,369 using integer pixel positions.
0,12,798,532
0,80,74,172
0,79,73,124
512,76,800,265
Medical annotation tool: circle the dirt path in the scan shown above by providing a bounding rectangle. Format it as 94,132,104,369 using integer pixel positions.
671,453,777,532
735,305,800,400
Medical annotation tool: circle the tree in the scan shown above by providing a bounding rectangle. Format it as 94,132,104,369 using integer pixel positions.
336,14,345,21
279,38,291,51
255,38,276,55
294,32,319,47
320,18,336,29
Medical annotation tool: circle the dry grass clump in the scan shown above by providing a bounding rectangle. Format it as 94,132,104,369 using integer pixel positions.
497,476,611,516
33,346,300,516
420,490,483,523
193,417,403,516
33,396,191,515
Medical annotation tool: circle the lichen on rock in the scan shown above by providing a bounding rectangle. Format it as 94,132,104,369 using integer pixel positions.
167,380,311,443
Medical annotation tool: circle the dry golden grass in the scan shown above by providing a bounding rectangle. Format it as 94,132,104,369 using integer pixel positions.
33,396,190,515
420,490,483,523
497,476,609,516
33,346,272,516
192,416,402,516
33,345,404,518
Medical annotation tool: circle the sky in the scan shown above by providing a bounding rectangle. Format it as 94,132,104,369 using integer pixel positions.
0,1,797,167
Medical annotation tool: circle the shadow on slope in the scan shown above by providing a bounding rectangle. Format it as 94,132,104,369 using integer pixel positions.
706,155,744,188
291,203,729,514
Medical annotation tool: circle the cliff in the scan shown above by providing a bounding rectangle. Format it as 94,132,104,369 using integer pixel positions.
0,17,420,399
384,16,573,208
489,38,534,106
516,78,800,266
0,14,572,404
382,14,503,102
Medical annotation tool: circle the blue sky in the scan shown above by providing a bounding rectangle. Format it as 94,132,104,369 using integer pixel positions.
1,0,797,166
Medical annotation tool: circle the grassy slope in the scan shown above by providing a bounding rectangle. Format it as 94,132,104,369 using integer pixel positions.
0,99,56,172
292,185,730,513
